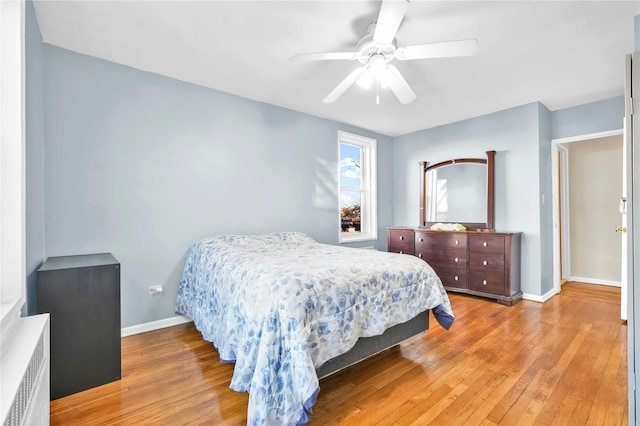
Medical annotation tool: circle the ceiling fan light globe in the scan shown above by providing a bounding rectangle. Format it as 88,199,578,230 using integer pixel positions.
369,55,388,78
357,72,373,89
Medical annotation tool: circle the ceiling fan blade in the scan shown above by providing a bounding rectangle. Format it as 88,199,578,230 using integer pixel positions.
396,39,479,60
373,0,410,44
387,65,416,105
290,52,358,62
323,67,366,103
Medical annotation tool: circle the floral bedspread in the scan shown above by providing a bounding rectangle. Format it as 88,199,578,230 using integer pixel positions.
175,232,453,425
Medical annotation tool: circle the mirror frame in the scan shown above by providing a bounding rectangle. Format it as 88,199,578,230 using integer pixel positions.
419,150,495,231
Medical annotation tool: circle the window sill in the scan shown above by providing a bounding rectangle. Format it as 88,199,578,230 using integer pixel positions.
339,234,378,244
1,297,22,356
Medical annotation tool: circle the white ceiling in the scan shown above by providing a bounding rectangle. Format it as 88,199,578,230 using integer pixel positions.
32,1,639,137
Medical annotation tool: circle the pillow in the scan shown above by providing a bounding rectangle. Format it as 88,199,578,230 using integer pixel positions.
210,232,316,248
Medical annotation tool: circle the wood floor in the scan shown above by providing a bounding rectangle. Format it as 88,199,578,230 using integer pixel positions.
50,282,628,425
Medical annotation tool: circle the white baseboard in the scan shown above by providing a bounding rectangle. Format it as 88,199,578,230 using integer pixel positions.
568,276,621,288
121,315,192,337
522,287,557,303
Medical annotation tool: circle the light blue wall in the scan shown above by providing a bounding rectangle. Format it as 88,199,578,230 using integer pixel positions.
41,45,392,327
392,103,543,296
552,96,624,139
538,104,553,294
635,15,639,51
25,0,45,316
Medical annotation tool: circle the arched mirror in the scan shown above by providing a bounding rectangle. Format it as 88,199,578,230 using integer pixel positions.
419,150,495,230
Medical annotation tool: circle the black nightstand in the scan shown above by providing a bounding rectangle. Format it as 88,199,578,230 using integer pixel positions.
37,253,121,399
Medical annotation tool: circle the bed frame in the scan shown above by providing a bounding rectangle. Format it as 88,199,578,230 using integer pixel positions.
316,310,430,379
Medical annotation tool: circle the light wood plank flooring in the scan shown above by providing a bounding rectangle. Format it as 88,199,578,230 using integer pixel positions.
50,281,627,425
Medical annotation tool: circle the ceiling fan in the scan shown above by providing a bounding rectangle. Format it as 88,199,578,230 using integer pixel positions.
290,0,478,105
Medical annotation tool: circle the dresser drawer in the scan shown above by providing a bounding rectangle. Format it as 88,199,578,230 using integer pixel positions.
468,271,505,294
419,249,467,269
433,267,467,289
388,229,415,255
468,252,505,271
416,232,467,250
469,235,505,254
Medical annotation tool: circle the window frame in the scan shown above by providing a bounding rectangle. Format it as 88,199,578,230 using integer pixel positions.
0,0,26,325
338,131,377,243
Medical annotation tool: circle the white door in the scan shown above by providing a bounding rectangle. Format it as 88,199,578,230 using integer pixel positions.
622,127,628,321
624,51,638,426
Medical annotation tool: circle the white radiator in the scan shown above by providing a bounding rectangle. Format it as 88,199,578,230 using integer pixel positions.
1,312,50,426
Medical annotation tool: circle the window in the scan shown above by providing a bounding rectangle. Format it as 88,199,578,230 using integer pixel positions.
0,0,26,323
339,131,377,243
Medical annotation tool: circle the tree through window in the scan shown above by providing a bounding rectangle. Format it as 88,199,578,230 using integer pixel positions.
339,132,377,242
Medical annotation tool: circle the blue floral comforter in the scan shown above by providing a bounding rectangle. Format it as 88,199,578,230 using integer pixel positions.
175,232,454,425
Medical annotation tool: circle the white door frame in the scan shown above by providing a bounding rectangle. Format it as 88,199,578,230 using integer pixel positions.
551,129,624,296
557,144,571,282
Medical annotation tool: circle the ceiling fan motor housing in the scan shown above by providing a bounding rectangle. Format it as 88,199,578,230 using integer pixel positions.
356,33,396,65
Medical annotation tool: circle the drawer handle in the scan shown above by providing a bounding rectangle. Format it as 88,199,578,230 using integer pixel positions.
419,237,423,242
455,240,459,245
483,241,488,247
483,280,488,285
418,253,423,258
454,257,459,263
400,236,404,240
483,260,488,266
454,276,459,281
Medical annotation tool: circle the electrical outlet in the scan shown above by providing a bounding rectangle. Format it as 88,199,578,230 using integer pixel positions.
148,285,163,295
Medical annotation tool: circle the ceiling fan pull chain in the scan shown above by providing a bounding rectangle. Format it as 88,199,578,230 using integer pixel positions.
376,80,380,105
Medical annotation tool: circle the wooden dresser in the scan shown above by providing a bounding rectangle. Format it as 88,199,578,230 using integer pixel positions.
388,227,522,305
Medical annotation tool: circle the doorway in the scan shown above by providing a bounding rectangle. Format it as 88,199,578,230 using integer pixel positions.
551,129,624,308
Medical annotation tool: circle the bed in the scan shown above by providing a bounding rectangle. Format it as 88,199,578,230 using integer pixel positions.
175,232,454,425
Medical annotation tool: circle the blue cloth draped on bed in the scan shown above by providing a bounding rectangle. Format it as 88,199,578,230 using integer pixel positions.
175,232,454,425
